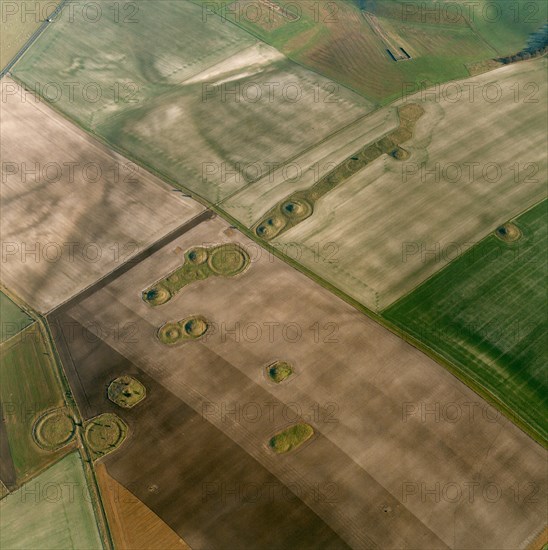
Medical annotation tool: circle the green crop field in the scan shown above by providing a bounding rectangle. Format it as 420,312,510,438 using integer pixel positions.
457,0,548,54
0,325,67,482
384,200,547,443
12,0,256,129
0,451,103,549
206,0,545,104
0,292,33,342
12,0,372,203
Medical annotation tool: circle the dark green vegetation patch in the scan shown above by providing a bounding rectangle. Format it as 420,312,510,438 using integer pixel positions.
384,201,548,443
143,244,249,306
269,423,314,454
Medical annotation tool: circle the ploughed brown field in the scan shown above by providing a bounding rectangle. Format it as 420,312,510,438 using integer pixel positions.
96,463,190,550
49,215,547,550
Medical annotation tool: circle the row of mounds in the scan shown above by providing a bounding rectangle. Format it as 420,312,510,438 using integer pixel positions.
33,378,146,461
157,315,209,345
265,362,314,454
86,377,146,460
143,244,250,306
32,408,128,461
253,103,424,240
33,356,308,457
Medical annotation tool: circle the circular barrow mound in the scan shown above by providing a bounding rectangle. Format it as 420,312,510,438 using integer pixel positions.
495,223,522,243
143,285,171,306
186,247,209,265
208,245,249,276
266,361,294,383
84,413,127,459
182,316,209,339
281,198,313,221
108,376,146,409
256,215,286,239
33,409,76,451
157,322,183,345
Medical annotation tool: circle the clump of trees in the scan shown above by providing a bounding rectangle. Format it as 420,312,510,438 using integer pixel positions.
498,46,547,64
497,25,548,64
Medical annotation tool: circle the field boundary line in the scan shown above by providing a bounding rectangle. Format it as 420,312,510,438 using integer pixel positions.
0,0,69,79
46,209,214,317
381,197,548,312
9,66,547,446
39,314,115,550
219,108,394,207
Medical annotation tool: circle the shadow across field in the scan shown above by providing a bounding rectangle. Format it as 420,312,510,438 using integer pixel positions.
50,312,349,550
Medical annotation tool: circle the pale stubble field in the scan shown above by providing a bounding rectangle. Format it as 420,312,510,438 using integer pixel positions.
0,78,204,312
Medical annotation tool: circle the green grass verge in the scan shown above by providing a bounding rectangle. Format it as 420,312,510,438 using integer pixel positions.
0,292,33,342
384,200,547,444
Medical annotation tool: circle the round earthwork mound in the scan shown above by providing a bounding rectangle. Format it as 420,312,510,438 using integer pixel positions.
266,361,293,383
84,414,127,457
495,223,522,243
143,286,171,306
182,316,208,338
33,409,76,451
186,247,208,265
158,322,183,345
256,216,286,239
108,376,146,409
390,147,410,161
281,198,313,220
208,246,248,276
